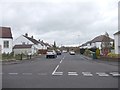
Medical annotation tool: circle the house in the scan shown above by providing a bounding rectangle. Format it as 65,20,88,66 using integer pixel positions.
13,44,36,55
114,31,120,54
0,27,13,54
37,40,52,54
13,33,46,55
91,35,114,49
80,33,114,55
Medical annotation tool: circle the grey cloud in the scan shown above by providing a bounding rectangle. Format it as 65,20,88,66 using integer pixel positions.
1,0,118,46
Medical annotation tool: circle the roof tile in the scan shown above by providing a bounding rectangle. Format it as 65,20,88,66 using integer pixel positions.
0,27,13,38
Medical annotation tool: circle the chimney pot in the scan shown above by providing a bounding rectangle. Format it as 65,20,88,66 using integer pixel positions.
25,33,28,37
38,39,41,41
31,36,33,39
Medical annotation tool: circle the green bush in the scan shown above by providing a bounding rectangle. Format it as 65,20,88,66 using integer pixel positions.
0,54,2,60
84,49,92,56
1,52,31,61
15,54,27,60
2,52,14,60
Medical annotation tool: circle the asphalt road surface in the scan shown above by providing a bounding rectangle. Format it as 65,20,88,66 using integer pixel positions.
2,53,120,88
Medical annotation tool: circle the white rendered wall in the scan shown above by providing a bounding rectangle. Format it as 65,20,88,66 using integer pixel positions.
114,34,120,54
0,38,13,53
13,35,33,46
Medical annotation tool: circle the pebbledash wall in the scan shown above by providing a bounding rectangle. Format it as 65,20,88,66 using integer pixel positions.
0,38,13,54
114,33,120,54
13,45,37,55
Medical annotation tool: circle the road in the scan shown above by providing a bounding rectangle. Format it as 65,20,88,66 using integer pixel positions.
2,53,120,88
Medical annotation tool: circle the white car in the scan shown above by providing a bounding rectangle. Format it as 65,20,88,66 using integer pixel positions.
69,51,75,55
62,50,67,53
46,50,57,58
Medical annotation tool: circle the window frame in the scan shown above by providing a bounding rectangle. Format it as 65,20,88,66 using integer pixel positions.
3,41,9,48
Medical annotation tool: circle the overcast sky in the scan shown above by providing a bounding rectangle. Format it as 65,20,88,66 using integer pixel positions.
0,0,119,46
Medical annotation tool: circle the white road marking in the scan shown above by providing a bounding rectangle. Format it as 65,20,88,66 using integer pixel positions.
38,73,47,75
52,65,60,75
68,74,78,76
82,72,93,76
55,72,63,74
68,72,78,76
8,73,18,75
53,73,63,75
53,72,63,75
63,56,65,59
22,73,32,75
96,72,109,77
60,60,63,63
110,72,120,77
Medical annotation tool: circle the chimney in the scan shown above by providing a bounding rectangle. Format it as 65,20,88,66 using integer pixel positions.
38,39,41,42
31,36,33,39
25,33,28,37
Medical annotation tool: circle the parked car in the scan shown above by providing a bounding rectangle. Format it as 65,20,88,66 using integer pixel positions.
69,51,75,55
56,50,62,55
46,50,57,58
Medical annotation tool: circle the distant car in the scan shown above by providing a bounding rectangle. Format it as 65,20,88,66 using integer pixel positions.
69,51,75,55
46,50,57,58
62,50,67,53
56,50,62,55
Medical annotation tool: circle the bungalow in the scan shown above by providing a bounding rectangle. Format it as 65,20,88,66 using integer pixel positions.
114,31,120,54
37,40,52,54
80,33,114,55
0,27,13,54
13,33,45,55
13,44,36,55
91,35,114,49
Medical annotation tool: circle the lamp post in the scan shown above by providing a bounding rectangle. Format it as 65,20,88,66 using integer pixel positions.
78,35,80,47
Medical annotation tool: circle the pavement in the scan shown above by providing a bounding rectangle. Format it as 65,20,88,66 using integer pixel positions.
80,55,119,66
2,53,120,88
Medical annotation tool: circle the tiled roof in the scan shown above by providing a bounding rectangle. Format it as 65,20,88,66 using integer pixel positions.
0,27,13,39
43,42,51,47
23,35,39,44
13,44,33,49
80,35,114,47
38,41,44,46
114,31,120,35
91,35,114,43
40,40,51,47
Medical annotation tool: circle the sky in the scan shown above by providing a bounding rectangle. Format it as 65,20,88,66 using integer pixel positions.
0,0,119,46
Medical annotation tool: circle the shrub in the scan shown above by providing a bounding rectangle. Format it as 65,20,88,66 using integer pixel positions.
80,48,85,54
15,53,27,60
2,52,14,60
84,49,92,56
107,53,118,58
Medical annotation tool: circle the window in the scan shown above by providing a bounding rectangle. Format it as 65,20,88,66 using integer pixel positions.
22,42,25,45
4,41,9,48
